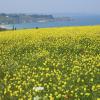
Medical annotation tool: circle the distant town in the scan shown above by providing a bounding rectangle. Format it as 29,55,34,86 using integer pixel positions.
0,13,74,31
0,13,73,25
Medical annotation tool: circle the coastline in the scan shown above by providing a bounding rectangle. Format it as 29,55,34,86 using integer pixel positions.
0,25,11,31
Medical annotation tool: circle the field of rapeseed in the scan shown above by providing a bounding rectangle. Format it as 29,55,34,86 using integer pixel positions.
0,26,100,100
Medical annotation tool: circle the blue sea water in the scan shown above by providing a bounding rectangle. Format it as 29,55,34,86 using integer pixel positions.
7,15,100,29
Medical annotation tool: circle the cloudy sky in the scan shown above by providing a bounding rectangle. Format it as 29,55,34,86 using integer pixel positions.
0,0,100,14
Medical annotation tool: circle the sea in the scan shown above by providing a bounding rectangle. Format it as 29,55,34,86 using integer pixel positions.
5,15,100,29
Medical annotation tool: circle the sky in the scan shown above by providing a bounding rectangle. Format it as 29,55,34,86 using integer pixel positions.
0,0,100,15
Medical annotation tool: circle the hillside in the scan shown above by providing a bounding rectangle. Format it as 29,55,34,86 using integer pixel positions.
0,13,74,25
0,13,54,24
0,26,100,100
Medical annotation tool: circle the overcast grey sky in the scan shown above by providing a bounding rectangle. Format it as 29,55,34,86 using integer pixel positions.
0,0,100,14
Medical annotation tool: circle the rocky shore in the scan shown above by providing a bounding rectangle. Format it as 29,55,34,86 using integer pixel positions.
0,25,7,31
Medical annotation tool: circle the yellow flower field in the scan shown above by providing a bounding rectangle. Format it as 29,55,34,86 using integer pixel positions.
0,26,100,100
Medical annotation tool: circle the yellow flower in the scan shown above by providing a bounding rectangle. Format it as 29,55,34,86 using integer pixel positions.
50,96,54,100
85,93,90,96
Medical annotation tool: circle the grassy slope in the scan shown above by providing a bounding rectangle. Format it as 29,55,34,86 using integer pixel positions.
0,26,100,100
